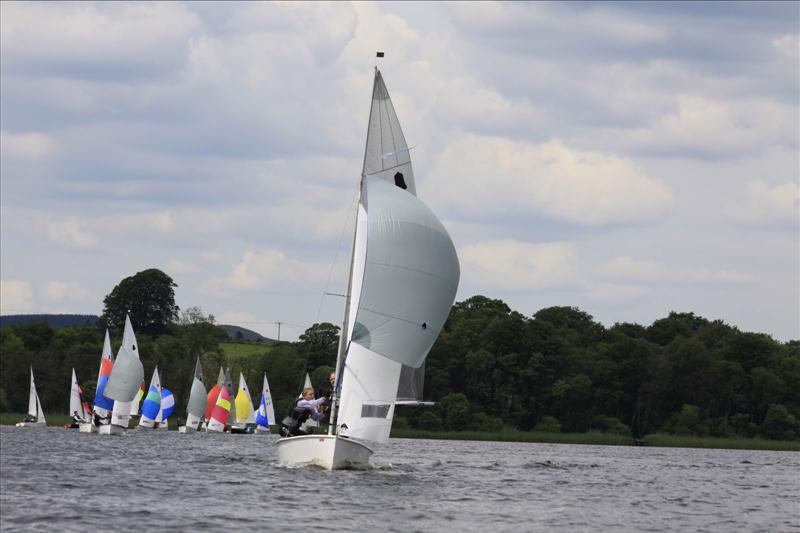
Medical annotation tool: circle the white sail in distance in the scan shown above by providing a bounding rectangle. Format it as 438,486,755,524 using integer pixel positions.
105,314,144,427
27,367,46,424
185,357,207,429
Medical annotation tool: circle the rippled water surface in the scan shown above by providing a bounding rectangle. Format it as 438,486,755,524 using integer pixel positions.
1,426,798,532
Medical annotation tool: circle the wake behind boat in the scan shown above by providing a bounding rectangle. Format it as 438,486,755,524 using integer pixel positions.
276,59,460,469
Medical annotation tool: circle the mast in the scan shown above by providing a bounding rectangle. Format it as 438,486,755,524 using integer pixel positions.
328,64,381,436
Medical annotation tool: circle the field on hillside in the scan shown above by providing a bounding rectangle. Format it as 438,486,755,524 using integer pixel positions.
219,342,271,360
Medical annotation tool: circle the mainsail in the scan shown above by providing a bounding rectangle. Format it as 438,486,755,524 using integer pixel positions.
27,367,46,424
185,357,207,430
105,314,144,428
234,372,256,426
92,329,115,416
70,368,91,421
334,68,460,445
224,368,237,425
363,68,416,195
255,372,275,429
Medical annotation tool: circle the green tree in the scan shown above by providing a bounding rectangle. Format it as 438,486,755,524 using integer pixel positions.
298,323,340,371
761,404,798,440
101,269,179,334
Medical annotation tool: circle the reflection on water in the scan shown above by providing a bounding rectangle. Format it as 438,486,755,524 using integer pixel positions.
1,427,797,532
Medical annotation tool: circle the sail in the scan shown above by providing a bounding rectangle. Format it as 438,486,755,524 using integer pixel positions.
336,177,460,444
396,363,426,403
302,373,318,429
224,368,237,425
186,358,207,428
106,315,144,427
234,373,256,425
130,380,145,416
255,373,275,428
363,68,416,195
93,329,115,415
205,368,225,421
28,367,46,423
139,368,162,428
161,389,175,420
70,369,91,420
207,387,231,433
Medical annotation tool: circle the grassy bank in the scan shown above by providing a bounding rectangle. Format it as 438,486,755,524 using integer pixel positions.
640,433,800,451
390,428,800,451
1,413,73,427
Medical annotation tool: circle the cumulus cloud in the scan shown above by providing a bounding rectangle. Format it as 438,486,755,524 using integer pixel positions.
432,136,673,225
220,249,328,291
0,280,34,313
45,218,98,248
460,239,579,291
0,130,55,160
40,281,89,303
600,255,751,286
730,181,799,227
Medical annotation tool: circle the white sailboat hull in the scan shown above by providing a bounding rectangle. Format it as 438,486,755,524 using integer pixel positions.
276,434,373,470
255,425,271,434
98,424,126,436
78,423,97,433
15,422,46,428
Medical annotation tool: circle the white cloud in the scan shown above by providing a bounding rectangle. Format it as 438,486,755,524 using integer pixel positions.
600,255,752,286
460,239,579,291
0,280,34,313
0,130,55,160
432,136,674,225
45,218,98,248
731,181,799,226
222,249,328,291
40,281,88,303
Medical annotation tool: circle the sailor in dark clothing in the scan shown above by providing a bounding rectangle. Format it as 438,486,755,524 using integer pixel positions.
279,388,326,438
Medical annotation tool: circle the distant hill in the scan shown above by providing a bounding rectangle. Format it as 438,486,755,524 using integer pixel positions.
218,324,277,344
0,314,100,328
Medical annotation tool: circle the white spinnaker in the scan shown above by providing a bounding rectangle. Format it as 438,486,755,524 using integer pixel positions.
105,315,144,427
336,177,460,444
363,69,416,196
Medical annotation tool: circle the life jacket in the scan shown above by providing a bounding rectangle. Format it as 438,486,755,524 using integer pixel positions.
280,398,313,434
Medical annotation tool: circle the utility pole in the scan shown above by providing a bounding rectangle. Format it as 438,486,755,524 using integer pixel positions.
275,321,283,342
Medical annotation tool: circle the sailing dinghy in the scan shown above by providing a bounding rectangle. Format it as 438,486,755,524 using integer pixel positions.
179,357,207,433
16,367,47,427
67,368,92,428
99,314,145,435
80,329,115,433
139,367,164,429
255,372,276,434
231,372,256,434
276,63,460,469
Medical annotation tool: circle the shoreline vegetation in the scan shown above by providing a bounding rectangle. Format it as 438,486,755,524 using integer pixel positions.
3,413,797,451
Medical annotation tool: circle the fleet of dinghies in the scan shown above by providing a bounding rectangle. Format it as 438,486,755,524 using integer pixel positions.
14,58,456,470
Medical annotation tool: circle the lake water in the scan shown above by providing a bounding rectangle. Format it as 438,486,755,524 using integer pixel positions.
1,426,798,532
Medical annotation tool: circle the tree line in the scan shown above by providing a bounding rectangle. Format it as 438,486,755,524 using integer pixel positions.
0,269,797,440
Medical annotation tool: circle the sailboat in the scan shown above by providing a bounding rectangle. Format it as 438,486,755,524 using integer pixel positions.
231,372,256,434
224,367,237,430
129,379,146,421
67,368,92,428
179,357,207,433
16,367,47,427
80,329,115,433
99,314,145,435
255,372,276,434
139,367,164,429
207,386,232,433
276,62,460,469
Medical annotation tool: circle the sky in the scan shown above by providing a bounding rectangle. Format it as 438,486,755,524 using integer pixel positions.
1,1,798,342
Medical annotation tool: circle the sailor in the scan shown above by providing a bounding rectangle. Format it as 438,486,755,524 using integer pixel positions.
279,388,326,437
71,411,82,427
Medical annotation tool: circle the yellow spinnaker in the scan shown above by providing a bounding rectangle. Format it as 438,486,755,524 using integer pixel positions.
235,390,251,421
